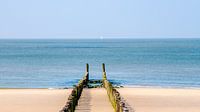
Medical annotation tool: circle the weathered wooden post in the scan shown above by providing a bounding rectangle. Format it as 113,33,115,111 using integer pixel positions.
86,63,89,83
102,63,107,80
86,63,89,73
102,63,106,72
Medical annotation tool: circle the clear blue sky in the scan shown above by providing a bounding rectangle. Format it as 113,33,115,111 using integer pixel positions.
0,0,200,39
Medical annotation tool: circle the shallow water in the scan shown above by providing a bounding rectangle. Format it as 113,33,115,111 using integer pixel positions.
0,39,200,88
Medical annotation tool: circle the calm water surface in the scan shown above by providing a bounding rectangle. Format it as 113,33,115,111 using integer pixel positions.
0,39,200,88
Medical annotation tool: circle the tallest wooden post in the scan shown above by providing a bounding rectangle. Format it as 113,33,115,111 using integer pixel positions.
86,63,89,82
102,63,106,72
102,63,107,80
86,63,89,73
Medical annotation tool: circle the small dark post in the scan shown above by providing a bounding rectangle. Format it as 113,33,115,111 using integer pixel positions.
102,63,107,79
86,63,89,73
86,63,89,83
102,63,106,72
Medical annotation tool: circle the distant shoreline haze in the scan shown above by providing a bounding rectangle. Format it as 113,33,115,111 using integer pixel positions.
0,37,200,39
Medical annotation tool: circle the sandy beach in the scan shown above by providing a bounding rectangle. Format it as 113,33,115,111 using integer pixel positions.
0,89,71,112
76,88,114,112
118,88,200,112
0,88,200,112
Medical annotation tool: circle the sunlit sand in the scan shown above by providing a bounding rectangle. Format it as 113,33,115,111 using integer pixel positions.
0,89,71,112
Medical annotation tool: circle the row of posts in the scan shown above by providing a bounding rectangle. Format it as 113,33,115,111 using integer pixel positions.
59,64,89,112
60,63,129,112
102,63,129,112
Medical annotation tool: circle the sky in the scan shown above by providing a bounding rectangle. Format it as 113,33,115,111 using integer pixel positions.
0,0,200,39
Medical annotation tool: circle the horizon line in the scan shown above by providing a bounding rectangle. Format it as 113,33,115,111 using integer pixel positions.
0,36,200,39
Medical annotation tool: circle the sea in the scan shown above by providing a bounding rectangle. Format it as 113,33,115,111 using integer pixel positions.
0,39,200,88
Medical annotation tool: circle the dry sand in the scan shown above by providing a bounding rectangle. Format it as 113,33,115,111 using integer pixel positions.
0,89,71,112
118,88,200,112
76,88,114,112
1,88,200,112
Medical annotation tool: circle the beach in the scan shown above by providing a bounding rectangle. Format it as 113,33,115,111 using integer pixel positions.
0,88,200,112
0,89,71,112
118,88,200,112
76,88,114,112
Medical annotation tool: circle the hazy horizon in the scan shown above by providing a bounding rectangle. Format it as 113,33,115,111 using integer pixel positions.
0,36,200,39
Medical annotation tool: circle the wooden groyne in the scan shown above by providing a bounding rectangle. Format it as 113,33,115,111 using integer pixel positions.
102,63,129,112
59,64,89,112
60,63,130,112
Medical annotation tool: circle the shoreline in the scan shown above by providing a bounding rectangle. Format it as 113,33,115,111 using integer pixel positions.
1,85,200,90
122,85,200,90
0,87,72,89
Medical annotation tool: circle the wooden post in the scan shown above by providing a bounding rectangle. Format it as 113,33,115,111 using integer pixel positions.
102,63,107,80
86,63,89,82
102,63,105,72
86,63,89,73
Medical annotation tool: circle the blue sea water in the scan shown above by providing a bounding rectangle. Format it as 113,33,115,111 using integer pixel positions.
0,39,200,88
